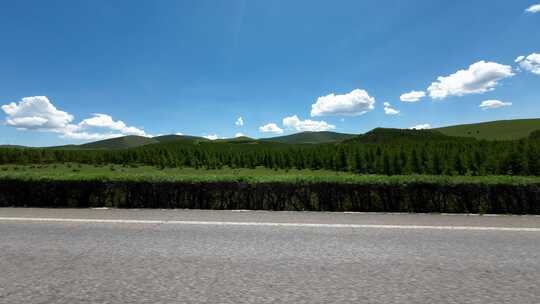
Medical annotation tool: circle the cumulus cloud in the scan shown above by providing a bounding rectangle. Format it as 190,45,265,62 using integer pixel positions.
400,90,426,102
1,96,73,131
235,117,244,127
311,89,375,117
1,96,149,141
525,3,540,13
515,53,540,75
234,132,244,138
410,124,431,130
203,134,219,140
479,100,512,110
78,114,146,136
259,123,284,134
175,132,183,135
282,115,335,132
383,102,400,115
427,61,514,100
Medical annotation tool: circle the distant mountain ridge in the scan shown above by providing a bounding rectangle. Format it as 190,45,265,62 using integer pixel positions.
3,118,539,149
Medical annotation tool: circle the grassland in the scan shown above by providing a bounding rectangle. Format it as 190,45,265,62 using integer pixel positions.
436,118,540,140
1,164,538,185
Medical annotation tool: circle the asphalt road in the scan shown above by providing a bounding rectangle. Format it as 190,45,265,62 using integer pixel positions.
1,208,539,304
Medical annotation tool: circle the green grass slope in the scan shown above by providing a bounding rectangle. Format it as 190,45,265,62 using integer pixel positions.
436,119,540,140
260,131,356,144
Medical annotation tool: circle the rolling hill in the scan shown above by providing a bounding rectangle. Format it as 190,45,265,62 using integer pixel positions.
78,135,159,149
50,134,209,150
436,119,540,140
260,131,356,144
345,128,458,144
5,118,539,150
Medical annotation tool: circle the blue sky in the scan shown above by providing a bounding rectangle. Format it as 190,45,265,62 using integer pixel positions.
1,0,539,146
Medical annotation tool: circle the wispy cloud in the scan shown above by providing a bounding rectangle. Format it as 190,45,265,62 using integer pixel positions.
515,53,540,75
479,100,512,110
410,123,431,130
400,91,425,103
525,3,540,13
235,116,244,126
383,102,400,115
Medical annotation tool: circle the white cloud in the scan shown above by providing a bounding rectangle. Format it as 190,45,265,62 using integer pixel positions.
410,124,431,130
282,115,335,132
1,96,73,131
234,132,244,138
61,131,123,141
515,53,540,75
1,96,149,141
235,117,244,127
175,132,183,135
259,123,284,134
400,90,426,102
525,3,540,13
311,89,375,117
78,114,146,136
427,61,514,100
203,134,219,140
479,99,512,110
383,102,400,115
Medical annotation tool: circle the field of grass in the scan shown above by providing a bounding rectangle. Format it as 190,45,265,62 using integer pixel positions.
1,164,539,185
436,118,540,140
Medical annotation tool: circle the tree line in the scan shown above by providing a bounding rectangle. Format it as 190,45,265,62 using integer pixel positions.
1,137,539,176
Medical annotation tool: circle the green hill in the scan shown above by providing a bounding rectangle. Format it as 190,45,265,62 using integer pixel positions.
436,119,540,140
78,135,159,149
260,131,356,144
50,134,208,150
346,128,457,144
153,135,209,143
6,118,539,150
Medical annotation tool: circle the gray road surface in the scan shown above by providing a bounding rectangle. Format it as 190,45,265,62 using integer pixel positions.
0,208,539,304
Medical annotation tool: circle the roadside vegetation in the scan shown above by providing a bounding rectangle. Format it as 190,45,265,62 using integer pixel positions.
1,126,539,214
0,164,538,214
